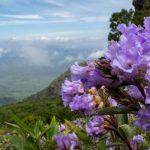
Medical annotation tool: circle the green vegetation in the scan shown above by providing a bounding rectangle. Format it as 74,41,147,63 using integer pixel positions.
108,9,134,41
108,0,150,41
0,116,58,150
0,69,73,128
0,97,76,128
132,0,150,25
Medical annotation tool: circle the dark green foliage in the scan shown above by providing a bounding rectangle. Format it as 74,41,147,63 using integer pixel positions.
108,9,134,41
0,97,75,128
133,0,150,11
108,0,150,41
132,0,150,26
133,0,145,10
133,9,150,26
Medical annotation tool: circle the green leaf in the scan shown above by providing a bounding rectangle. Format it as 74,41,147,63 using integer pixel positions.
11,114,34,138
65,120,90,144
96,107,136,115
118,114,128,126
118,124,132,140
65,120,84,133
50,116,57,128
5,122,20,129
47,116,58,139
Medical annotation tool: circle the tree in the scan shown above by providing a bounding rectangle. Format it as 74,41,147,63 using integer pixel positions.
132,0,144,10
108,0,150,41
132,0,150,26
133,0,150,10
108,9,134,41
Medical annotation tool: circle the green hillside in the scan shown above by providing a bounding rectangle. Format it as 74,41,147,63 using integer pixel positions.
25,69,70,101
0,69,74,127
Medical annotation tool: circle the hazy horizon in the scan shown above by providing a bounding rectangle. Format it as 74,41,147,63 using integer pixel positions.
0,0,133,101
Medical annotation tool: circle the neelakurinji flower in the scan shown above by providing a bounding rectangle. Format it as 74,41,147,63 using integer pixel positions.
61,79,84,106
146,69,150,81
144,17,150,31
134,107,150,131
126,85,144,100
131,134,143,143
69,93,94,114
70,62,112,88
145,85,150,104
109,98,117,106
54,133,79,150
58,17,150,150
105,33,146,81
58,124,66,133
68,87,104,114
104,17,150,82
130,134,144,150
86,116,105,137
133,17,150,62
117,23,140,37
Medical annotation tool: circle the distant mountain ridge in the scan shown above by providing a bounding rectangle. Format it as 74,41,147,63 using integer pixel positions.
0,69,72,126
25,69,70,101
0,97,17,105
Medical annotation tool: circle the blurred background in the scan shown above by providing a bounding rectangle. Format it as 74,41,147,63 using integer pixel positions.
0,0,133,102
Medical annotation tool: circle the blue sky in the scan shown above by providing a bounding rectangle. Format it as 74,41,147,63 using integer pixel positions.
0,0,133,39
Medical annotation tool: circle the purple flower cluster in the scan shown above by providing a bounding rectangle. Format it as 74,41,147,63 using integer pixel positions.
86,116,105,137
134,107,150,131
61,77,103,114
130,134,143,150
61,79,84,106
69,94,96,114
71,62,112,88
54,133,78,150
105,18,150,82
132,134,143,143
58,17,150,149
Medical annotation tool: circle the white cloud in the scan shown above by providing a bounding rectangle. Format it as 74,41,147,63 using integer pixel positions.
0,19,77,26
80,16,109,23
0,48,8,57
40,36,50,41
21,46,51,67
88,50,106,60
50,11,75,18
54,36,71,42
0,14,42,19
64,56,75,62
43,0,64,7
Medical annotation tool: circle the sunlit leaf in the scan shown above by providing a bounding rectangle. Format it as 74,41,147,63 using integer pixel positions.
118,124,132,140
